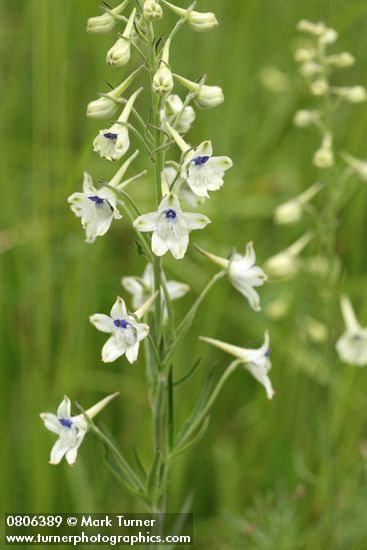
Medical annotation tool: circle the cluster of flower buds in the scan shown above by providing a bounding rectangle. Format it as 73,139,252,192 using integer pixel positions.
294,19,366,172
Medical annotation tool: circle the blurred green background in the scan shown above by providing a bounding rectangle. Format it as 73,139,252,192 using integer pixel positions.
2,0,367,548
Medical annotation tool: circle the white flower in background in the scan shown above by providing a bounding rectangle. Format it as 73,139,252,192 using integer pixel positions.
86,67,142,119
200,331,274,399
106,8,136,67
160,95,196,134
331,86,367,103
294,48,316,63
197,242,267,312
163,165,205,207
143,0,163,21
162,0,218,32
153,39,174,96
293,110,320,128
303,316,328,344
67,172,122,243
313,132,334,169
300,61,322,78
264,231,313,279
173,74,224,109
87,0,129,33
341,151,367,181
274,181,324,225
122,263,189,319
133,193,210,259
259,66,290,93
90,296,150,363
40,393,118,465
166,123,232,197
336,295,367,366
93,88,142,161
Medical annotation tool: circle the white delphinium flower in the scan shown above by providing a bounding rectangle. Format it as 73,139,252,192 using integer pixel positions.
90,296,151,363
153,39,174,96
122,263,189,319
106,8,136,67
86,67,142,119
160,95,196,134
67,172,122,243
300,61,322,78
161,0,218,32
87,0,129,33
293,110,320,128
336,295,367,366
274,181,324,225
197,242,267,312
331,86,367,103
264,231,314,279
93,88,142,161
143,0,163,21
341,151,367,181
166,122,233,198
313,132,334,169
163,165,205,208
173,74,224,109
133,192,210,259
40,393,118,465
200,332,274,399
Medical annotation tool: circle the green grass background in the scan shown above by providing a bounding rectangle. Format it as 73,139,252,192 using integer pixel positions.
2,0,367,548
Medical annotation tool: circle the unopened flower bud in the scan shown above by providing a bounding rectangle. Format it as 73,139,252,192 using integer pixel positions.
160,95,196,134
86,67,142,119
300,61,321,78
162,0,218,32
326,52,355,68
87,0,129,33
294,48,316,63
341,151,367,181
319,27,338,44
274,182,323,225
153,39,174,95
264,232,313,279
303,316,328,343
332,86,367,103
106,8,136,67
143,0,163,20
293,109,319,128
310,79,329,96
296,19,326,36
173,74,224,108
313,133,334,169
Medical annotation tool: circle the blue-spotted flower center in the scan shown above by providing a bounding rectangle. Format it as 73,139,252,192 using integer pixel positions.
113,319,130,329
88,195,104,205
59,418,73,429
164,209,177,219
265,348,272,358
192,155,210,166
103,132,118,141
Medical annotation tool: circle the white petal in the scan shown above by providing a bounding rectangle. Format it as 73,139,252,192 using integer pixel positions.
133,212,160,232
49,437,69,465
125,342,140,363
110,296,128,319
182,212,211,230
208,155,233,172
166,280,190,300
57,396,71,419
136,322,150,341
245,363,275,399
82,172,95,193
101,335,126,363
231,280,261,311
169,232,189,259
195,140,213,157
40,413,61,435
152,230,170,256
65,434,85,466
89,313,114,333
